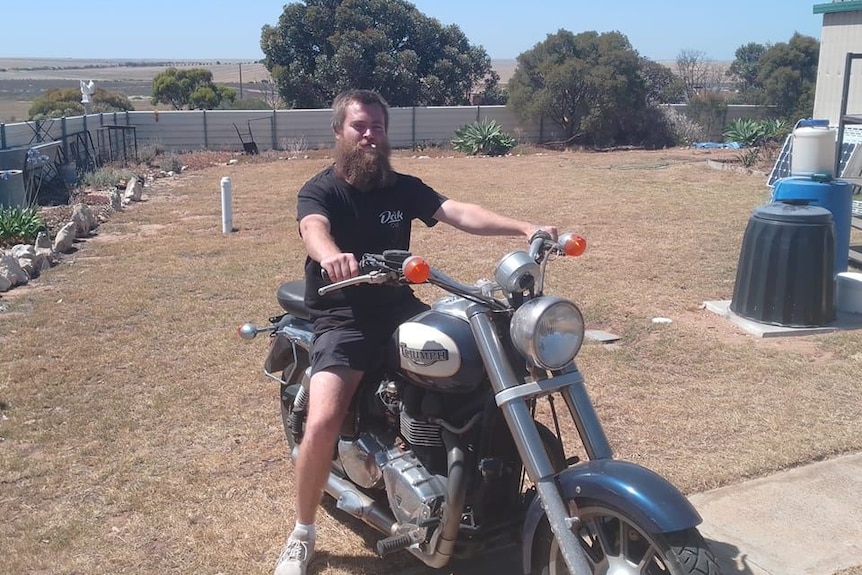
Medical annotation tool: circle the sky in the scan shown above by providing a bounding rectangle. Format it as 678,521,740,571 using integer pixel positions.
0,0,826,63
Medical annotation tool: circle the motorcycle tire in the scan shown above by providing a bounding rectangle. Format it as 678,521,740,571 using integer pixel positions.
531,499,721,575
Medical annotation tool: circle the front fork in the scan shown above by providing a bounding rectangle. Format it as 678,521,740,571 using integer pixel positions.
468,306,601,575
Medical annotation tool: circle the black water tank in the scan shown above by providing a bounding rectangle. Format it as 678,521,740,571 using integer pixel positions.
730,202,835,327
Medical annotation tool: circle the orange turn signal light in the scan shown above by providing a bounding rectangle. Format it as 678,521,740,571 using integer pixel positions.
403,256,431,283
561,234,587,257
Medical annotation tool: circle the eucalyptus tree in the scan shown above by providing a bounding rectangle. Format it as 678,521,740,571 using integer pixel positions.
508,30,668,147
151,68,236,110
259,0,500,108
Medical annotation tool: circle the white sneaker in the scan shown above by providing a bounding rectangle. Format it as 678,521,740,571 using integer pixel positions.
274,533,315,575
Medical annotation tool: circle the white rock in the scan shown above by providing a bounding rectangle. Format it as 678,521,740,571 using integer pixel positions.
124,178,143,202
35,246,58,266
71,204,93,236
34,231,51,249
53,222,77,253
0,253,29,287
10,244,35,259
110,189,123,211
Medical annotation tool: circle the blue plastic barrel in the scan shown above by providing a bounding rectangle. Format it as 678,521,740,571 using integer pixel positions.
771,176,853,273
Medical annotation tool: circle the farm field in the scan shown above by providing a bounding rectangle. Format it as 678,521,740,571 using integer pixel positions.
0,58,519,123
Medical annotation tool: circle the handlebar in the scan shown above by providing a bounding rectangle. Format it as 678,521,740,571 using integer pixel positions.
315,233,582,302
317,270,396,296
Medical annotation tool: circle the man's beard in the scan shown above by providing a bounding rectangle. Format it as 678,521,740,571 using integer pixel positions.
334,139,395,191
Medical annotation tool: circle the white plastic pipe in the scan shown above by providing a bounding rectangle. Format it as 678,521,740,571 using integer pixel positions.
220,176,233,234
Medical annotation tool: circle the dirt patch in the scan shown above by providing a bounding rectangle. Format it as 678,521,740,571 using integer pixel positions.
0,148,859,575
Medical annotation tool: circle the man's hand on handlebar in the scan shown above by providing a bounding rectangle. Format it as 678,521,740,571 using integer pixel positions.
320,253,359,283
530,226,559,243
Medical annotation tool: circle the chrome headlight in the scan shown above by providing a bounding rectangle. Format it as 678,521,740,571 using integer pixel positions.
510,296,585,369
494,250,539,293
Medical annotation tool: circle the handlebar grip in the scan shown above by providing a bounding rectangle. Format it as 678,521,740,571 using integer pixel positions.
529,229,552,244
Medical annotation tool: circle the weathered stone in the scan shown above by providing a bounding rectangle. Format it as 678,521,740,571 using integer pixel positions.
10,244,34,259
0,274,11,292
80,202,98,230
34,231,51,249
110,189,123,211
53,222,77,253
0,253,29,287
13,243,50,279
34,246,58,266
71,203,93,236
124,178,143,202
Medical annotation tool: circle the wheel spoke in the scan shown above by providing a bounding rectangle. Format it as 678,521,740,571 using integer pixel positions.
539,503,718,575
591,516,616,560
636,546,658,574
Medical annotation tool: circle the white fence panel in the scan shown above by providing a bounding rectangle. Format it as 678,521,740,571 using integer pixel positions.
274,109,333,149
2,104,774,156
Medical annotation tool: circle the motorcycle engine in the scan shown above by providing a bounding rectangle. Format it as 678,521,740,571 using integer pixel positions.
336,379,453,526
337,435,448,526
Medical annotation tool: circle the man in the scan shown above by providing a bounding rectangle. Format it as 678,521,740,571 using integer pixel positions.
275,89,557,575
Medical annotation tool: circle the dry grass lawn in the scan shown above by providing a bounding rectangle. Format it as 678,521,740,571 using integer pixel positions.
1,147,860,574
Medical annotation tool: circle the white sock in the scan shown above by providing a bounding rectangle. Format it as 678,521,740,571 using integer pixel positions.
292,522,316,541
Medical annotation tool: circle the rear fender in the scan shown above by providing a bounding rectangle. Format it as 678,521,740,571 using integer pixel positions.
520,459,702,574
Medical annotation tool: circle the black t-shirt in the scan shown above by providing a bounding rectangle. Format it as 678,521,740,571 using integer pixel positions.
296,165,447,330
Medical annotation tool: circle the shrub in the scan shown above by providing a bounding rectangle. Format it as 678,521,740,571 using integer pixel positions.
158,153,184,173
138,143,166,166
451,119,516,156
724,118,791,147
723,118,765,147
82,166,137,190
660,106,706,146
0,207,44,246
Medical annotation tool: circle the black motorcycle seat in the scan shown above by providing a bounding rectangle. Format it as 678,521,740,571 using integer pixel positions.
276,280,311,320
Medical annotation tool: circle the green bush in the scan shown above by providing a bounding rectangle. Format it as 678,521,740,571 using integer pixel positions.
0,207,44,246
451,119,516,156
723,118,791,147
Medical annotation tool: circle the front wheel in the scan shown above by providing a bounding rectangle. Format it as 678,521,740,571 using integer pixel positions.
532,500,721,575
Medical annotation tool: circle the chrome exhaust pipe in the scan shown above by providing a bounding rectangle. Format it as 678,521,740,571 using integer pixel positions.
290,446,398,536
406,430,467,569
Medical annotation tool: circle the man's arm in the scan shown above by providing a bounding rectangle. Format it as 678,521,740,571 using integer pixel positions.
298,214,359,281
433,199,557,240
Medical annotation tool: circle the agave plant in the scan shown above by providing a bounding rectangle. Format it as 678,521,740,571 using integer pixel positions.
723,118,766,147
0,206,44,247
451,118,516,156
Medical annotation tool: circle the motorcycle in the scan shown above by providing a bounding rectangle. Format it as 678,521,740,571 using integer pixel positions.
239,232,721,575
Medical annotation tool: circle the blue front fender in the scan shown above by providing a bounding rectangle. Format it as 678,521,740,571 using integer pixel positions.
520,459,702,574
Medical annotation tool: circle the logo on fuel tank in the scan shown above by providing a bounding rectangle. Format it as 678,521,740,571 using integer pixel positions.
399,344,449,366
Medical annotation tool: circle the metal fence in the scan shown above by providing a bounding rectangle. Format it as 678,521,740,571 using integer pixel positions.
0,106,563,159
0,103,772,178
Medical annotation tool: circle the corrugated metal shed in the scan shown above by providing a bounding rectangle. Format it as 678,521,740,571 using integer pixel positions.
813,3,862,122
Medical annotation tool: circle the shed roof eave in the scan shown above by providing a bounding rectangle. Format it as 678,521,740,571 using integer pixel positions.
814,1,862,15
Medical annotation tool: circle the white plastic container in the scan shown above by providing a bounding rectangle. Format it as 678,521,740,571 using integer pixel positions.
0,169,26,209
790,121,837,177
836,272,862,315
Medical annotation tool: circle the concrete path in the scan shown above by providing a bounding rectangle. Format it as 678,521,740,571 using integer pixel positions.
399,453,862,575
690,452,862,575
